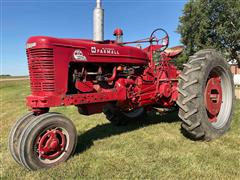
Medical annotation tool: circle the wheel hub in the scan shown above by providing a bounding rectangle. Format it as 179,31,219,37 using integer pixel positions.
37,129,66,159
204,76,222,123
49,139,59,150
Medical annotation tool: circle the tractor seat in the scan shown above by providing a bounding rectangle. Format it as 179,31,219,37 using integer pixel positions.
164,46,184,57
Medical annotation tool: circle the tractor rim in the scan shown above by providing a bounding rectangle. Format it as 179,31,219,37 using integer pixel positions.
204,66,232,129
35,127,70,164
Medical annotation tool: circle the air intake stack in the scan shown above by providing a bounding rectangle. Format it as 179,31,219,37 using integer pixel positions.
93,0,104,42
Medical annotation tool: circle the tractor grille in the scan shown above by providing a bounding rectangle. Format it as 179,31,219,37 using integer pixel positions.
27,48,55,93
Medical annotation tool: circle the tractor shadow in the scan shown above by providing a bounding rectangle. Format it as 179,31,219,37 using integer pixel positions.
75,110,181,155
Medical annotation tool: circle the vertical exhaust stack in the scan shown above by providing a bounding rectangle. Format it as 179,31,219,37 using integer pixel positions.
93,0,104,42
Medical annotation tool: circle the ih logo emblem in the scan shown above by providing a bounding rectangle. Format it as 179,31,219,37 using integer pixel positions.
91,46,120,55
73,49,87,61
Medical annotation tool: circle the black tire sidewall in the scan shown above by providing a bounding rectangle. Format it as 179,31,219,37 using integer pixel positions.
103,103,146,126
8,112,35,165
19,113,77,170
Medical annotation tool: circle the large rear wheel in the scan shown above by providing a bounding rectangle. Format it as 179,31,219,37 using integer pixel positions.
177,49,234,140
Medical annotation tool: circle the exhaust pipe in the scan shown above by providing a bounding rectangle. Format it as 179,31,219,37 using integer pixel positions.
93,0,104,42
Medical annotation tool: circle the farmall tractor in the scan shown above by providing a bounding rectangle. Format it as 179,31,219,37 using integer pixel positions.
9,0,234,170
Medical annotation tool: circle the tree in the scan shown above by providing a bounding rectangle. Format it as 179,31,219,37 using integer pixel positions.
177,0,240,67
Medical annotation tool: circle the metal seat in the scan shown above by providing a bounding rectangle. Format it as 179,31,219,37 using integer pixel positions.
164,46,184,57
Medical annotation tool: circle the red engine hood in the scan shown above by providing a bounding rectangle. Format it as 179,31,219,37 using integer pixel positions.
27,36,149,65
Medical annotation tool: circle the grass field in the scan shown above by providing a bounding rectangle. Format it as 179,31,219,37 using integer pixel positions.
0,75,28,79
0,80,240,179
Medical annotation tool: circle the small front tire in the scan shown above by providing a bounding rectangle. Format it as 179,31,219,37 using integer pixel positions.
8,112,36,165
18,112,77,170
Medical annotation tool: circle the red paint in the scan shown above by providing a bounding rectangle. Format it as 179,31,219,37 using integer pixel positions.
106,67,117,82
204,76,222,123
37,129,66,159
113,28,123,36
26,28,181,115
75,81,94,92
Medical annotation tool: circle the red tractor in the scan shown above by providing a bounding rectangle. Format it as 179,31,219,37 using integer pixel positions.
9,0,234,170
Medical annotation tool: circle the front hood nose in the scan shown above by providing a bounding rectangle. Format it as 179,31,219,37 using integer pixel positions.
26,36,57,47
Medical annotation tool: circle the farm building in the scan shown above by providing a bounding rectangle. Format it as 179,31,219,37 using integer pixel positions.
231,64,240,86
231,64,240,75
231,64,240,99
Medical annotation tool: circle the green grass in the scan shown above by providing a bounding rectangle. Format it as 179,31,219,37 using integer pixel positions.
0,80,240,179
0,75,28,79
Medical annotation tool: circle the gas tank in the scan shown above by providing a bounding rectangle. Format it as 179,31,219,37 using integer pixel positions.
27,36,149,65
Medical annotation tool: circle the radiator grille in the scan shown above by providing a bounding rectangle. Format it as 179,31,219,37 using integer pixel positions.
27,48,55,93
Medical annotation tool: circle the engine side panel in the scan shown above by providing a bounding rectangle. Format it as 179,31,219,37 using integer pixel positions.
26,36,148,109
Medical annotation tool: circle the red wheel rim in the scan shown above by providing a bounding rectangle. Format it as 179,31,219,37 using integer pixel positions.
36,128,66,160
204,74,222,123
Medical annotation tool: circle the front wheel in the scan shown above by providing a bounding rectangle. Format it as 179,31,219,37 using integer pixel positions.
177,49,234,141
18,112,77,170
8,112,36,165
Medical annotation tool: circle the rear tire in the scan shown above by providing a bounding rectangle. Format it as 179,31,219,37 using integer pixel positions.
177,49,234,140
18,112,77,170
103,104,146,126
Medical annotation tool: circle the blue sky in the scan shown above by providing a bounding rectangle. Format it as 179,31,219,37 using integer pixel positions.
1,0,187,76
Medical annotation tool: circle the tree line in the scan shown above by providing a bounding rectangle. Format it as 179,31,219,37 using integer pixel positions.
176,0,240,69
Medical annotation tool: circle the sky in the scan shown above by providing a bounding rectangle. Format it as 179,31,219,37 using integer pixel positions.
1,0,187,76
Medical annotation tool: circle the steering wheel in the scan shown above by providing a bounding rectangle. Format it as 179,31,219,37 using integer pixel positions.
150,28,169,52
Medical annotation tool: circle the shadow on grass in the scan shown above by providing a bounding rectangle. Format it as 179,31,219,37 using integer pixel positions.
75,110,181,155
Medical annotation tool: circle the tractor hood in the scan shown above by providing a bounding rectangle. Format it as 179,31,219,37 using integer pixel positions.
26,36,149,65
